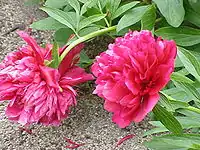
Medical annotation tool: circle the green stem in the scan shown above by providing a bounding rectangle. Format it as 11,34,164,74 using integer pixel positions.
60,26,116,62
186,106,200,114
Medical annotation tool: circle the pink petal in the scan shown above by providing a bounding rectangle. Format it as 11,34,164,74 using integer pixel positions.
60,66,94,86
59,44,84,76
17,31,44,64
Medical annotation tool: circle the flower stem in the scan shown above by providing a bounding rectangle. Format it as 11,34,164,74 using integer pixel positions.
186,106,200,114
60,26,116,62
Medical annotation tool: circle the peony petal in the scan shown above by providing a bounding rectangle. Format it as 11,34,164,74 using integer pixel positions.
40,66,60,88
59,44,84,76
60,66,94,86
133,93,159,122
17,31,44,64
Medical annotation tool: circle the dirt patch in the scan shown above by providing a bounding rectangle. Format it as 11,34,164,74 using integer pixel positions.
0,0,149,149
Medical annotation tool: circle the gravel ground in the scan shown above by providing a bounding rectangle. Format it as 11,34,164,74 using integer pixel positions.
0,0,150,149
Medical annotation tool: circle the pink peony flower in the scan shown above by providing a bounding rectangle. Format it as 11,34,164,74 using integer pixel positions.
91,30,177,128
0,31,94,126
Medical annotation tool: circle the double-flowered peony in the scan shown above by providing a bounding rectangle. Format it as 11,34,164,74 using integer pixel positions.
0,31,93,126
92,30,177,128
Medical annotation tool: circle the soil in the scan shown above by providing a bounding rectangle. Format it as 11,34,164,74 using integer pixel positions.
0,0,150,149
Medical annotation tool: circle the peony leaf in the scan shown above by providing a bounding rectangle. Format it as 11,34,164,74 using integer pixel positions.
188,0,200,14
117,5,148,32
185,7,200,28
178,47,200,82
153,0,185,27
80,0,98,15
111,1,139,20
153,104,183,134
41,7,76,32
24,0,40,6
79,51,93,68
54,28,74,46
49,41,60,68
159,92,174,112
106,0,121,18
171,72,194,84
67,0,80,15
144,134,200,150
45,0,68,8
30,17,67,30
155,26,200,46
174,81,200,102
141,4,156,31
78,0,87,3
78,14,106,31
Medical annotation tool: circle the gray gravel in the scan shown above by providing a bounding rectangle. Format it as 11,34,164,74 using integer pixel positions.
0,0,149,149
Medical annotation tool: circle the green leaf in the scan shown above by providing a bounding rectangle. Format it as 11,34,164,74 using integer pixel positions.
143,121,168,136
78,0,87,3
144,134,200,150
178,47,200,82
54,28,74,46
63,5,73,12
188,0,200,14
117,5,148,32
30,17,67,30
67,0,80,14
159,92,174,112
79,51,93,68
78,14,106,30
45,0,68,8
141,4,156,30
49,41,60,68
153,104,183,134
153,0,185,27
171,72,194,84
41,7,76,31
163,87,192,102
78,26,100,36
111,1,139,20
106,0,121,16
174,81,200,102
185,7,200,28
24,0,40,6
155,27,200,46
80,0,98,15
144,116,200,136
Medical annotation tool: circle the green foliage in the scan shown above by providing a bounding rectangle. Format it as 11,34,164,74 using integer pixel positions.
24,0,41,6
117,5,148,32
30,17,67,30
79,51,93,68
141,4,156,30
155,27,200,46
153,0,185,27
153,104,183,134
178,47,200,82
48,41,60,68
111,1,139,20
45,0,68,8
144,134,200,150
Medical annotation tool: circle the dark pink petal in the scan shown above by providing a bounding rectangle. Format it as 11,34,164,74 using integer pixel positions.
40,66,60,88
17,31,44,64
59,44,84,76
133,93,159,122
60,66,94,86
114,134,135,149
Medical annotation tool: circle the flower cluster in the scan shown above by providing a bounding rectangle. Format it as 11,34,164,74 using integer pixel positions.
0,31,93,126
92,30,177,128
